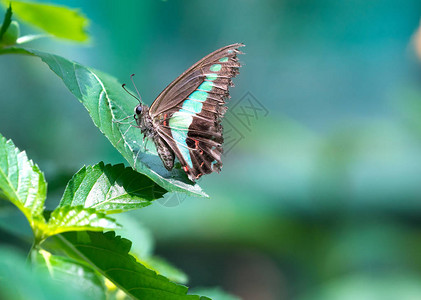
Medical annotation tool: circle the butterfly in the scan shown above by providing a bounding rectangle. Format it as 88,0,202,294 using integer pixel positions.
125,43,244,182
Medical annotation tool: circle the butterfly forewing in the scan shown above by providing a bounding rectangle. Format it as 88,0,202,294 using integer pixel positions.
150,43,243,115
148,43,244,181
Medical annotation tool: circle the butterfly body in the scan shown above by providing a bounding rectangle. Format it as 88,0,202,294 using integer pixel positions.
134,103,176,170
132,43,244,182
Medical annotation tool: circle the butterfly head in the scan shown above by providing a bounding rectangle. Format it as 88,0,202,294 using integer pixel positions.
134,104,149,120
134,104,143,116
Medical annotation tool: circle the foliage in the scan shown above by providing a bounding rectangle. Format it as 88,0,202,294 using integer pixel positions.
2,0,88,41
0,3,11,41
0,2,236,300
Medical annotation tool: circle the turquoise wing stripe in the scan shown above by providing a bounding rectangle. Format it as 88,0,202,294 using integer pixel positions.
210,64,222,72
169,72,220,168
198,81,213,91
189,90,207,101
169,112,194,168
181,100,203,114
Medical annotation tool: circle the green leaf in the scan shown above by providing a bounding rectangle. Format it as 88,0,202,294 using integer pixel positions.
0,247,92,300
1,47,207,197
0,134,119,241
0,2,12,41
43,205,120,236
2,0,88,42
59,231,210,300
0,133,46,229
33,249,106,299
60,162,167,213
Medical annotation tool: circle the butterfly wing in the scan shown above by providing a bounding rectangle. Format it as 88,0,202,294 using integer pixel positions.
149,43,244,181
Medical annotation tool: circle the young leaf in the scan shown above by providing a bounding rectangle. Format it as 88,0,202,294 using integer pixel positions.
43,205,120,236
0,133,46,228
60,163,167,213
1,0,88,42
4,47,207,197
0,20,19,46
0,2,12,41
33,249,106,299
58,231,210,300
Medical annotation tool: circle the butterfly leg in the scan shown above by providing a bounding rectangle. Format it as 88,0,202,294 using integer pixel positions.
143,135,150,152
112,114,135,125
133,146,141,170
116,125,133,145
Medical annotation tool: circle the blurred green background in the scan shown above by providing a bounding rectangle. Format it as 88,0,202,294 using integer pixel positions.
3,0,421,299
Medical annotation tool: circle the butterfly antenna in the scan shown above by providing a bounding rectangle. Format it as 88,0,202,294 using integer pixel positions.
122,83,142,105
130,74,143,105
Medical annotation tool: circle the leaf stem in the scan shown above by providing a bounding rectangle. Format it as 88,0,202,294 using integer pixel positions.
26,239,39,264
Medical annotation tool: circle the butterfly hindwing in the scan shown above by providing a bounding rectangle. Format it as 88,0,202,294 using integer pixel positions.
149,43,244,181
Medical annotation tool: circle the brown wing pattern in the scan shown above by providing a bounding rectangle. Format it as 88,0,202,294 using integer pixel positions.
149,43,244,181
